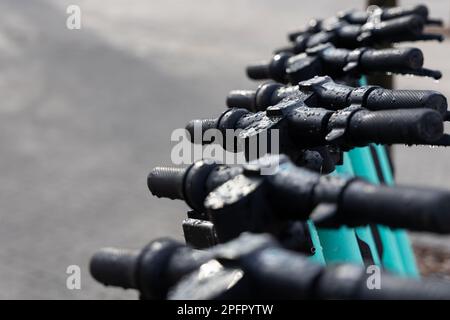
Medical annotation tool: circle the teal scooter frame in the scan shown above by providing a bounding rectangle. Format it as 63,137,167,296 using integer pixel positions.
316,153,381,266
308,147,419,276
306,77,419,277
367,144,419,277
305,151,383,268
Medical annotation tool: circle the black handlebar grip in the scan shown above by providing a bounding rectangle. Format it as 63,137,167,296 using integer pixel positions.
382,5,428,21
343,5,429,25
317,264,450,300
359,47,423,72
288,31,304,42
226,90,256,110
246,61,271,80
340,181,450,233
347,109,444,145
247,54,291,83
227,83,284,111
147,167,186,200
274,45,295,55
361,274,450,300
247,245,450,299
185,119,217,143
372,15,424,39
359,274,450,299
90,248,139,289
365,89,447,116
381,4,428,20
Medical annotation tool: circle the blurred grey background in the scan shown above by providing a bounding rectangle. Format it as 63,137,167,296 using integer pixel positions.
0,0,449,299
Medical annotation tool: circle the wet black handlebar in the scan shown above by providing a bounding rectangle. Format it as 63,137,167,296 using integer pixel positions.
247,45,441,84
90,233,450,300
186,102,446,157
287,4,442,42
227,76,448,116
148,155,450,238
283,15,443,55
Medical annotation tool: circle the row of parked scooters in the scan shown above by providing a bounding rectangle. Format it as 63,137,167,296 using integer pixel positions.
90,4,450,299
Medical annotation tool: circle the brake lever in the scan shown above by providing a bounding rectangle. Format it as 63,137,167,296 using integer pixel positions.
396,67,442,80
415,33,445,42
426,18,444,27
429,134,450,147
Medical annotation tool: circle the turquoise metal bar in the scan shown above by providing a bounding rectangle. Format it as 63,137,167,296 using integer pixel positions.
348,147,406,275
306,220,326,265
316,226,364,264
338,154,382,267
372,144,420,277
315,154,365,265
